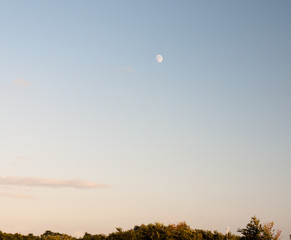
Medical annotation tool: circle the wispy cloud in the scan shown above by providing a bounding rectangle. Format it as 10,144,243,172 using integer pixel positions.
12,78,31,86
0,191,33,199
0,176,107,189
120,67,134,72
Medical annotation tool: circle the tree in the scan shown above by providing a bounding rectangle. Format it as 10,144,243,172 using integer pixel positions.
238,216,281,240
262,222,281,240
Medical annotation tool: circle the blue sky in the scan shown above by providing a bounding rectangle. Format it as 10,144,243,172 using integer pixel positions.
0,0,290,238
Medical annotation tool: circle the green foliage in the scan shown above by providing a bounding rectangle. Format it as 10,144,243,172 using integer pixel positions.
262,222,282,240
40,230,75,240
0,218,280,240
82,232,106,240
238,216,262,240
237,216,281,240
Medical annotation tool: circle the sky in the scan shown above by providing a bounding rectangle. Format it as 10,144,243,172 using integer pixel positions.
0,0,290,238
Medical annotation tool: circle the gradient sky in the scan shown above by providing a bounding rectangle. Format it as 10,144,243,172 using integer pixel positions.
1,0,290,239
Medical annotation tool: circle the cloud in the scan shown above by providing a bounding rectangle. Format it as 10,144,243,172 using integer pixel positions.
0,191,33,199
12,78,31,86
0,176,107,189
120,67,134,72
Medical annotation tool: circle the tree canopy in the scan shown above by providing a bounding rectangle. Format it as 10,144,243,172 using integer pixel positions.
0,217,282,240
238,216,281,240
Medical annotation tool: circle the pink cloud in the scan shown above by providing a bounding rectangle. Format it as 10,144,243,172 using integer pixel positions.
0,191,33,199
12,78,31,86
0,176,108,189
121,67,134,72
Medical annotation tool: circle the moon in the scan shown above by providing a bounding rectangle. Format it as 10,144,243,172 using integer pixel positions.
156,54,163,63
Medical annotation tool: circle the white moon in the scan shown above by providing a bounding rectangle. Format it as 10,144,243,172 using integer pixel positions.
156,54,163,63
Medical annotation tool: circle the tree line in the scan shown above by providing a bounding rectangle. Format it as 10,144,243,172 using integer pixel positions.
0,216,281,240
